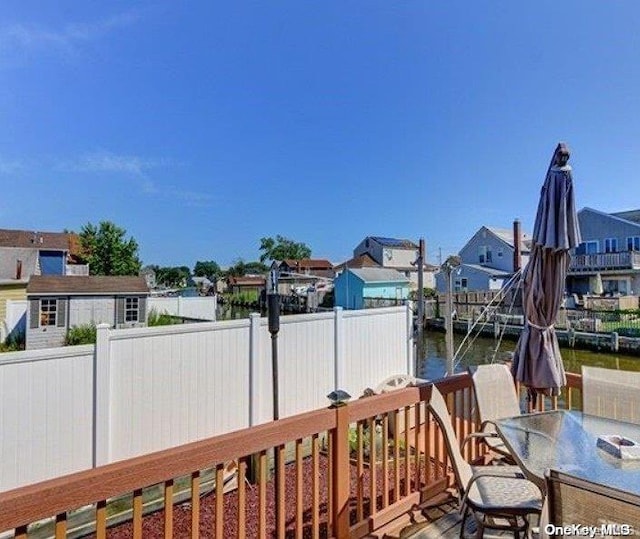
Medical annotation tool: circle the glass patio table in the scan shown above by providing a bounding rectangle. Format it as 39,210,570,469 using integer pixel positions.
496,410,640,495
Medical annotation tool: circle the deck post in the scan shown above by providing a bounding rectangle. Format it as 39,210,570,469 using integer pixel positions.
94,323,111,467
331,403,351,539
334,307,344,390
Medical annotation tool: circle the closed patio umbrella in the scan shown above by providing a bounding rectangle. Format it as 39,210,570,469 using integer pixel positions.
512,143,581,397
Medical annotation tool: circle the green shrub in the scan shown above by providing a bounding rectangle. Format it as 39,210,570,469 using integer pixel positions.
147,309,182,326
0,329,25,352
65,324,97,346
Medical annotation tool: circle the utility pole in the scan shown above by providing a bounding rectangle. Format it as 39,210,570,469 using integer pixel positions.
415,239,425,374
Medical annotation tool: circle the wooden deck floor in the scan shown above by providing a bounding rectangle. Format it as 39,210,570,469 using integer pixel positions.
369,491,536,539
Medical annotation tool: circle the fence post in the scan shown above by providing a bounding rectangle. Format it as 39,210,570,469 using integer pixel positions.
407,302,415,376
94,323,111,467
334,307,344,391
177,296,183,317
331,404,350,539
248,313,261,427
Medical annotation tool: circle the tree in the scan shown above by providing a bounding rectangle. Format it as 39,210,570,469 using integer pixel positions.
243,261,268,275
226,259,246,277
155,266,191,288
193,260,221,279
259,235,311,263
79,221,141,276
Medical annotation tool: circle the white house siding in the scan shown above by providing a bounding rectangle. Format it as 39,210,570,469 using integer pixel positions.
0,346,94,491
69,297,115,327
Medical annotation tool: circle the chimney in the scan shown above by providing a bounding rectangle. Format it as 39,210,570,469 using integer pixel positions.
513,219,522,272
16,260,22,280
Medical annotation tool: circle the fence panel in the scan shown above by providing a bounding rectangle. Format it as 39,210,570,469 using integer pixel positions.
108,321,251,462
342,307,409,397
0,346,94,491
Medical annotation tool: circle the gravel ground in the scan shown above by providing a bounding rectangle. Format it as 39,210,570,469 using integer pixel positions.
87,456,441,539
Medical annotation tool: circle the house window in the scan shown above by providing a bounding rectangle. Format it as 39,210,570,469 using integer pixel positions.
40,299,57,326
497,248,503,258
627,236,640,251
585,241,599,255
478,246,492,264
461,278,468,291
125,297,140,322
604,238,618,253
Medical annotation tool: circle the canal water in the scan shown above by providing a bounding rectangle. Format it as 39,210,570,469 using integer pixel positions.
216,307,640,376
419,330,640,380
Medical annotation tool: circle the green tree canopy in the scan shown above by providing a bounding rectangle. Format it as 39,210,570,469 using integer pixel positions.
79,221,141,276
225,259,246,277
259,235,311,263
193,260,221,279
243,261,268,275
155,266,191,288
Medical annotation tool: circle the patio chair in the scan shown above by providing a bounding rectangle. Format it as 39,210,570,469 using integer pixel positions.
428,386,542,538
470,364,522,461
544,469,640,530
582,366,640,424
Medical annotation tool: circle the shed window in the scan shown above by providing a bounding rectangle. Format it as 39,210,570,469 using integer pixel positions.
125,297,140,322
40,299,57,326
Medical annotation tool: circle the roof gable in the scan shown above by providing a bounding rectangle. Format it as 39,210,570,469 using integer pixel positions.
459,225,531,255
579,207,640,230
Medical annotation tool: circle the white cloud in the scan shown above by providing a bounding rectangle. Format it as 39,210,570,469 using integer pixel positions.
0,157,25,174
0,11,139,58
59,151,172,176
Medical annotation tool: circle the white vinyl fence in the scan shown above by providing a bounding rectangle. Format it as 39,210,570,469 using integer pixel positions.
1,300,27,342
147,296,217,321
0,306,413,492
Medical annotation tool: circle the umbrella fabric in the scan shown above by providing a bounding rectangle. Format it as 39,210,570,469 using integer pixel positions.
512,143,581,396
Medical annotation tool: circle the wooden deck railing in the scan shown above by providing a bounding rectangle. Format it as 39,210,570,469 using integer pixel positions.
0,372,584,539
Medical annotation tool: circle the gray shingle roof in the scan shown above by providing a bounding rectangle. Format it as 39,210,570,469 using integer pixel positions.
349,268,410,283
486,227,531,252
27,275,149,295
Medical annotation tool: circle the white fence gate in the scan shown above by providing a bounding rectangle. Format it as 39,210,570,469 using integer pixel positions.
0,306,413,491
1,300,27,342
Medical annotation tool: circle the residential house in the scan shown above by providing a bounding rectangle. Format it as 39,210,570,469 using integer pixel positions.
334,268,410,310
26,275,150,350
333,253,380,273
277,259,334,294
435,222,531,293
353,236,437,289
140,266,157,289
226,276,266,295
567,207,640,297
0,229,87,341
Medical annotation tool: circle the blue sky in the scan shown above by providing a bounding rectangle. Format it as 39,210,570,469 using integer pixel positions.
2,2,640,268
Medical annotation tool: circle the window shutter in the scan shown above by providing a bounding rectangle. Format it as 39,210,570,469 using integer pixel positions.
116,297,125,325
138,297,146,323
30,299,39,329
57,298,67,328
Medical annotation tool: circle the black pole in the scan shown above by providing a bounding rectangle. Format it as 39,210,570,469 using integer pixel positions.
267,264,282,536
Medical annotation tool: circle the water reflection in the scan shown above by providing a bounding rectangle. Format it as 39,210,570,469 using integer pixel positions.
419,331,640,380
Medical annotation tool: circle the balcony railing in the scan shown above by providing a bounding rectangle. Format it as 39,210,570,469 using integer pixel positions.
0,372,583,539
569,251,640,273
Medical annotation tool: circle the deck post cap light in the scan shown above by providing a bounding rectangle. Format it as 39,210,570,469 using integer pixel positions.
327,389,351,407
